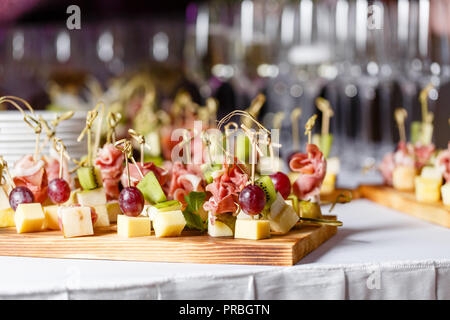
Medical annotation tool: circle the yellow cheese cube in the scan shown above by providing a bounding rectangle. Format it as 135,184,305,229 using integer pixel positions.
76,188,107,206
442,183,450,206
393,166,416,191
234,219,270,240
153,210,186,237
15,203,46,233
117,215,151,238
60,206,94,238
93,205,110,227
415,177,442,203
0,208,15,227
320,172,336,195
269,204,299,234
0,187,10,210
43,205,60,230
106,201,121,223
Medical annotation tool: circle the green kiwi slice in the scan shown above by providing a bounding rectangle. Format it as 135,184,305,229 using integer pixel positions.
154,200,182,212
137,171,167,204
77,166,102,190
255,175,277,209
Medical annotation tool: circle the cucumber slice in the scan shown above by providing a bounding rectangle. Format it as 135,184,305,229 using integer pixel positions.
255,175,277,209
137,171,167,204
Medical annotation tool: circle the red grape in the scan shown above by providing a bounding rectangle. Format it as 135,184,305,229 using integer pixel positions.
270,171,291,199
9,186,34,211
48,178,71,204
239,184,266,215
119,187,144,217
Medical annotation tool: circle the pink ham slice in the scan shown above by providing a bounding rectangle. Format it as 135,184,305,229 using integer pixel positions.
95,144,124,200
13,154,48,204
289,144,327,201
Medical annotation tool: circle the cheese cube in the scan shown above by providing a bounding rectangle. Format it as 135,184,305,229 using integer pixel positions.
270,192,286,219
106,201,121,223
442,183,450,206
117,215,151,238
153,210,186,237
236,210,253,220
93,205,110,227
269,204,299,234
15,203,46,233
415,177,442,203
234,219,270,240
76,188,107,206
320,172,336,195
207,212,234,237
59,206,94,238
421,166,443,181
43,205,60,230
0,187,10,210
0,208,15,227
393,166,416,191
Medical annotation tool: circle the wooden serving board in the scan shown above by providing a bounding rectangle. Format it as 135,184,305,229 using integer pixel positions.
0,216,337,266
359,185,450,228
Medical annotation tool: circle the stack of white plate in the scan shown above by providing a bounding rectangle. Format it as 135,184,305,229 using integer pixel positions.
0,111,87,167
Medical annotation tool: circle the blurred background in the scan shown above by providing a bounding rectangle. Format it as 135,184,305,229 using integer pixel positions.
0,0,449,187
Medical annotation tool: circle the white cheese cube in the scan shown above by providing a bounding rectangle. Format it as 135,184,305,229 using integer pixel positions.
93,205,110,227
269,204,299,234
76,188,107,206
59,206,94,238
234,219,270,240
421,166,443,181
393,166,416,191
270,192,286,219
442,183,450,206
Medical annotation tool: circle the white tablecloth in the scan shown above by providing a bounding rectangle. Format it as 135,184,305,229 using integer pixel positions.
0,199,449,300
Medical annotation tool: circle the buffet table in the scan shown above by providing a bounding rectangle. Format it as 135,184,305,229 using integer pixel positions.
0,199,448,300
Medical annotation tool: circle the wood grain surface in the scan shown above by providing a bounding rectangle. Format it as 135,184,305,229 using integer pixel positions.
359,185,450,228
0,216,337,266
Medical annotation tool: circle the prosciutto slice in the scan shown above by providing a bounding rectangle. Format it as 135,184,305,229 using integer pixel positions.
378,142,415,186
43,154,72,188
202,164,248,216
13,154,48,203
168,162,204,209
289,144,327,201
120,161,169,189
95,144,125,200
436,142,450,182
414,143,435,170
